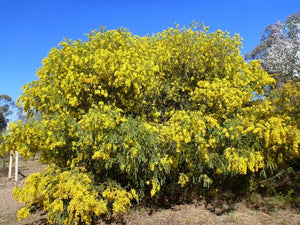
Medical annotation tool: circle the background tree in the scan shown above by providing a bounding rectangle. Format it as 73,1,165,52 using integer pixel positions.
246,12,300,87
0,95,15,171
0,95,14,132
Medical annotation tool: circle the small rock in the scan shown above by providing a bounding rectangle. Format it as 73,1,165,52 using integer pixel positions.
222,203,229,210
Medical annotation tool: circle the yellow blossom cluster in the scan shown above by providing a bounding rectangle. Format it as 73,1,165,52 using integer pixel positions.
14,166,108,225
225,147,264,174
178,173,190,187
103,187,138,215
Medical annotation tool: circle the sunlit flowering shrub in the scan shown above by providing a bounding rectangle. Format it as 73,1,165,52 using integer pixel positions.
1,24,299,224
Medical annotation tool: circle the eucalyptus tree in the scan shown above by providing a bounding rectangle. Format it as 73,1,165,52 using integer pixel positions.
246,12,300,87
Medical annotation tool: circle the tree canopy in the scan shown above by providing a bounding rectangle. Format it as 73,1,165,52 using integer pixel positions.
1,25,299,225
246,12,300,87
0,95,14,132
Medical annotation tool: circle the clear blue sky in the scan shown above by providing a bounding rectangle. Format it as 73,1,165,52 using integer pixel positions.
1,0,299,102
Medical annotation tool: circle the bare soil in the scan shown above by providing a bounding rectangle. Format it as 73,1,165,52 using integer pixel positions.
0,157,46,225
0,158,299,225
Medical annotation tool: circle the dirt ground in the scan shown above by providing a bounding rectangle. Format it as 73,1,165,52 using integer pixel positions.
0,158,300,225
0,157,46,225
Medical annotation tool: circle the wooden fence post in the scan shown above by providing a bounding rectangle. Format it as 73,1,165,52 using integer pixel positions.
8,151,19,181
15,151,19,181
8,150,13,178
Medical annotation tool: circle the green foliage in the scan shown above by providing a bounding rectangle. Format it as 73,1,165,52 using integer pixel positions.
0,95,14,132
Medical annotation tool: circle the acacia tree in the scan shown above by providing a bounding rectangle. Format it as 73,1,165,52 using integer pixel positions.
2,25,299,224
246,12,300,87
